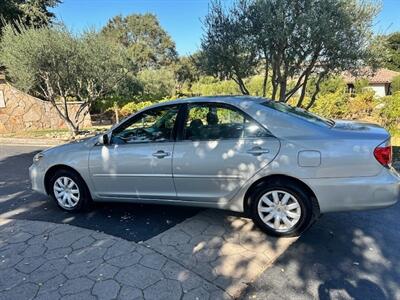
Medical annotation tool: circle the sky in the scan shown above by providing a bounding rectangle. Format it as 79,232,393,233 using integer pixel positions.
52,0,400,56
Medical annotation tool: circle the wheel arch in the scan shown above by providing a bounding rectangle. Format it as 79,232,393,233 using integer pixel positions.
44,164,91,197
243,174,320,216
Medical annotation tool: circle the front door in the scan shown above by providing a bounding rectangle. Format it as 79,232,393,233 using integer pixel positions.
89,105,179,200
173,103,280,203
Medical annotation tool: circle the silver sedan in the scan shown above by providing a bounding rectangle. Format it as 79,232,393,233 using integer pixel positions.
29,96,400,236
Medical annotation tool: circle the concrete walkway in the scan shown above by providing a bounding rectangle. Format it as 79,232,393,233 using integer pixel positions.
0,210,296,299
0,137,64,147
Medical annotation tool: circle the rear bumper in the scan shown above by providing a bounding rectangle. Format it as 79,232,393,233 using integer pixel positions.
305,168,400,213
29,164,47,195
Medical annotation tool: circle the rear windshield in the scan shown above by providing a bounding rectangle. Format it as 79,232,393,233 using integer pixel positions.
261,101,335,127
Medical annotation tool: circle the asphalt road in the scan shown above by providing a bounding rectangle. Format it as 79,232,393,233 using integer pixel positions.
0,144,200,242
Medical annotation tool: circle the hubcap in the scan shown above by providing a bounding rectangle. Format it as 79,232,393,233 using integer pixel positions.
257,190,302,232
53,177,80,209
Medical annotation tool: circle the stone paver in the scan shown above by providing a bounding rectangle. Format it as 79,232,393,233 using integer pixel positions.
0,218,229,299
147,209,297,298
0,209,296,299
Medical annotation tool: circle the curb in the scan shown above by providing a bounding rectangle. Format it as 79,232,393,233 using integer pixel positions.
0,137,67,146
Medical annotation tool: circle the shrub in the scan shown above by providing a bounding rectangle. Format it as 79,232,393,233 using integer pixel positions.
354,78,370,94
310,91,349,119
120,101,154,118
379,92,400,132
346,90,377,119
392,75,400,93
246,75,273,97
190,77,239,96
138,68,176,100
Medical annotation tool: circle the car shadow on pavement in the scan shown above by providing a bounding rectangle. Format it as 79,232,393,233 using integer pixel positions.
244,203,400,300
0,148,200,242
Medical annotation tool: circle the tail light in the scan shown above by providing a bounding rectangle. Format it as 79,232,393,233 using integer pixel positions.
374,140,392,167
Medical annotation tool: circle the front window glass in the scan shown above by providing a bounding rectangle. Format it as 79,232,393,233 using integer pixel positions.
184,103,269,140
261,101,334,127
112,106,178,144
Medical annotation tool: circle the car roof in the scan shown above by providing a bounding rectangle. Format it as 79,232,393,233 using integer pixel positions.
146,95,267,109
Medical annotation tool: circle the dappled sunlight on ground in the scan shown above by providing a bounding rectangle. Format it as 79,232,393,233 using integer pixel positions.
147,209,297,298
244,205,400,299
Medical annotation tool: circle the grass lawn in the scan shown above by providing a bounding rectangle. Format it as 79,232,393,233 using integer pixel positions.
0,126,111,140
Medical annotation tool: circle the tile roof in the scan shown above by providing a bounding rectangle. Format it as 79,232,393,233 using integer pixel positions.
343,68,400,84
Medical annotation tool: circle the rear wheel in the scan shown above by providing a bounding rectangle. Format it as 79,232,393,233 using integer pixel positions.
250,182,314,237
49,169,91,212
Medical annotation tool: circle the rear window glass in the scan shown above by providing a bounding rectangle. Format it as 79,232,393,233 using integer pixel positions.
261,101,334,127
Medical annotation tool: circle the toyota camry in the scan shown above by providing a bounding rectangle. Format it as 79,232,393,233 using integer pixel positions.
29,96,400,236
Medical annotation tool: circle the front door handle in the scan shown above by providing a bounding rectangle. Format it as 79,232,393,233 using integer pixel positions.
246,146,270,156
152,150,170,159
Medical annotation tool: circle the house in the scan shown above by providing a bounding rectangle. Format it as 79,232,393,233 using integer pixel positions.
0,73,91,133
343,68,400,97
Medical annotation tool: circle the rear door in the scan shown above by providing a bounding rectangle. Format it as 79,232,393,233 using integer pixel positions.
172,102,280,203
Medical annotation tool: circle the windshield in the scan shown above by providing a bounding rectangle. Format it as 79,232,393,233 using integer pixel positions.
261,101,335,127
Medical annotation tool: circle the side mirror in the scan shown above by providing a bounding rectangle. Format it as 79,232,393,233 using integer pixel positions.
98,133,109,145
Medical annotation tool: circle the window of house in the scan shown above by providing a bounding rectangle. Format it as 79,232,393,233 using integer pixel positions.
0,91,5,108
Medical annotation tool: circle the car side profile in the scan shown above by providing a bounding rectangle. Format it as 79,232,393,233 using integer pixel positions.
29,96,400,236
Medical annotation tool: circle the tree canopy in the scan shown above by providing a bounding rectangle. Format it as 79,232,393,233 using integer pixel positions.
0,0,61,33
383,32,400,72
200,0,381,108
101,14,177,70
0,23,134,135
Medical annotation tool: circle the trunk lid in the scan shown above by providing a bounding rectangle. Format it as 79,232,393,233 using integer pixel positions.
332,120,390,141
319,120,392,177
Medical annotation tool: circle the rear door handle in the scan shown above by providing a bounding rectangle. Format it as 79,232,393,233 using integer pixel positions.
152,150,170,159
246,147,270,156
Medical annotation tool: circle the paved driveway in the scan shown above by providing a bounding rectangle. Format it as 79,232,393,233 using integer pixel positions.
0,144,295,299
1,144,399,299
0,145,200,242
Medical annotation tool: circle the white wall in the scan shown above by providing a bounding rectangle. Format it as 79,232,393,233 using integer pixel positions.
369,84,387,97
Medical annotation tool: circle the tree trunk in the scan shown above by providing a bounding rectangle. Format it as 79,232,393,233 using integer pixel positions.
50,101,80,136
306,73,325,110
278,77,287,102
114,101,120,124
271,67,278,100
262,57,269,97
296,74,309,107
233,76,250,95
65,120,80,136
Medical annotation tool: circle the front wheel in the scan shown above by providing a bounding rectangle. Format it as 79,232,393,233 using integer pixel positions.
49,169,91,212
250,183,314,237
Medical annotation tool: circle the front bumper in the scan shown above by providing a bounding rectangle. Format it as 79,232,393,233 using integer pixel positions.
29,163,47,195
305,168,400,213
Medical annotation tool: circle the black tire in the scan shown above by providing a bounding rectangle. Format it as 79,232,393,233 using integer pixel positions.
250,181,315,237
48,169,92,212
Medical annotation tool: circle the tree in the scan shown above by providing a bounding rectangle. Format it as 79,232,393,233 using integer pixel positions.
101,14,177,70
0,23,134,135
137,67,176,100
0,0,61,34
200,0,380,108
200,1,258,95
383,32,400,72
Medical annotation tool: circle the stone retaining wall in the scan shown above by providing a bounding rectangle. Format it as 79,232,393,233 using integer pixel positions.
0,78,91,133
